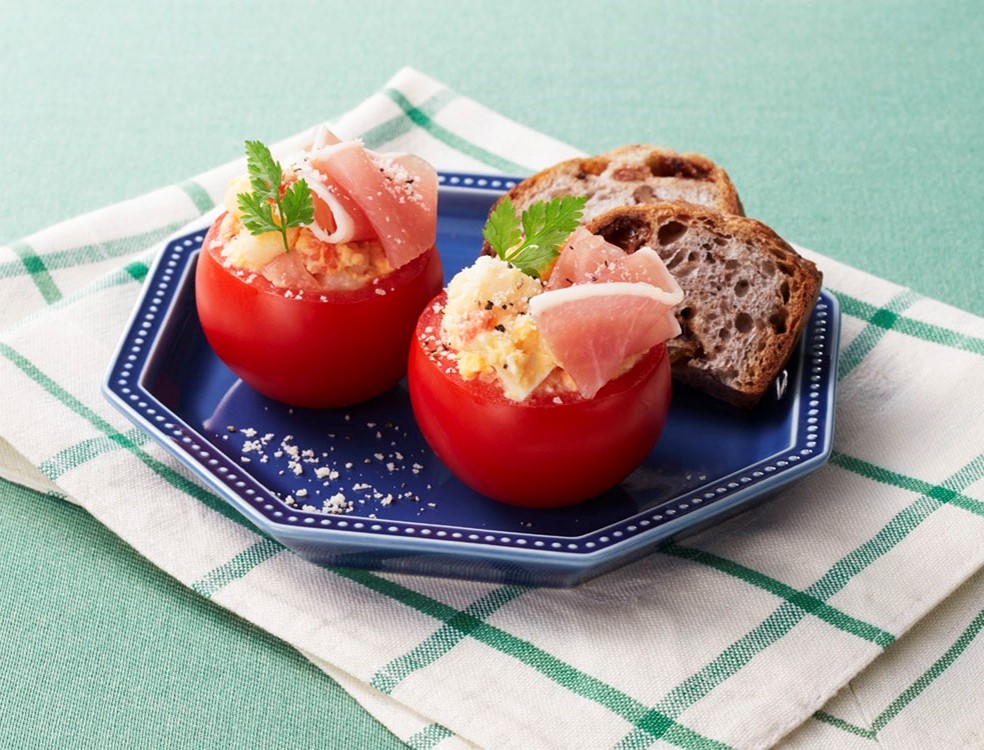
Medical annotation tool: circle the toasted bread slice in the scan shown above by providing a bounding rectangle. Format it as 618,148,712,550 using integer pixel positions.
480,145,743,255
585,202,822,407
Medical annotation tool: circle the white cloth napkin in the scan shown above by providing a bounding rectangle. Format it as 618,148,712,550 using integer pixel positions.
3,67,983,750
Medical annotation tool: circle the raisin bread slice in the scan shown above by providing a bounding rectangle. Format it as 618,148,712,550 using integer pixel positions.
481,145,743,256
585,202,822,408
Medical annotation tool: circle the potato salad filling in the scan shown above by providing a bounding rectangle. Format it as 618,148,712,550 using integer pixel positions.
440,256,572,401
216,190,392,292
212,130,438,293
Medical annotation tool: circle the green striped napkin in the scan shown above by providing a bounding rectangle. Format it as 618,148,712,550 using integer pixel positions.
3,67,983,749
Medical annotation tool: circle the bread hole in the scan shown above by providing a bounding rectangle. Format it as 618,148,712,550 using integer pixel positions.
657,221,688,246
778,261,796,276
760,259,776,275
735,312,754,333
646,154,711,180
596,216,646,252
718,328,731,341
734,279,750,297
577,157,609,178
664,248,687,271
632,185,657,204
780,280,790,303
769,308,788,334
714,236,728,246
679,306,696,320
613,166,650,182
724,259,739,270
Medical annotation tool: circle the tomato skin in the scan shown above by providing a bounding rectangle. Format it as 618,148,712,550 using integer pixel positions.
195,214,443,408
408,293,672,508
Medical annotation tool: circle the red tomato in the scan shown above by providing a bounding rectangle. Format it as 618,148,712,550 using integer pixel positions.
195,214,443,408
408,293,672,508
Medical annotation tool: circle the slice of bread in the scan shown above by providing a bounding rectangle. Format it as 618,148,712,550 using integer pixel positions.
481,145,743,255
585,202,823,407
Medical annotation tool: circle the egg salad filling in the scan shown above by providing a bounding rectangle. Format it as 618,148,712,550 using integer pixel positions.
440,255,576,401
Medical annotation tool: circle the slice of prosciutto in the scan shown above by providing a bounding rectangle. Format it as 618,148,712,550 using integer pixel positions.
529,282,682,399
545,226,682,296
531,226,684,398
259,249,320,291
296,131,438,269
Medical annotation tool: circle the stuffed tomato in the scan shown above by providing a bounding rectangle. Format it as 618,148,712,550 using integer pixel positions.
410,292,672,508
195,130,443,408
408,198,684,509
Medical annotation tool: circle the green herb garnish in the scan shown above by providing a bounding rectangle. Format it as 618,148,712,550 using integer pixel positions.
236,140,315,253
482,194,587,278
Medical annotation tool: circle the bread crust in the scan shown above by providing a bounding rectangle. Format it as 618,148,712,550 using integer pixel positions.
585,202,822,407
480,145,743,257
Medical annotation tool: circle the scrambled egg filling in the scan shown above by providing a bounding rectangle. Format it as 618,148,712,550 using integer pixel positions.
441,256,570,402
217,175,390,291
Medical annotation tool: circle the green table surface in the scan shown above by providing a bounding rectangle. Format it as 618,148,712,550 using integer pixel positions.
2,2,981,747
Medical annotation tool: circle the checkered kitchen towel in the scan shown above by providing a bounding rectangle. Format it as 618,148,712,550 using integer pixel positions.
3,67,984,749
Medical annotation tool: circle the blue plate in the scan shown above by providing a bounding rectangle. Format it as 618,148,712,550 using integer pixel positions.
103,172,840,587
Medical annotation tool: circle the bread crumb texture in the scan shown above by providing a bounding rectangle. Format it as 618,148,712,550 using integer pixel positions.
587,202,822,407
485,145,744,237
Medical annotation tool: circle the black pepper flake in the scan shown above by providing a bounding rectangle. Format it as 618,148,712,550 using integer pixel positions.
484,300,494,310
494,324,506,332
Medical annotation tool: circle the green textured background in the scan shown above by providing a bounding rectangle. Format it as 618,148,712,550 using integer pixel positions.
1,1,981,747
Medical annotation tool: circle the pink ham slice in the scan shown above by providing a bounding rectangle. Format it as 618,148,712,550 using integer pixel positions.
306,168,377,245
305,140,437,269
545,227,681,295
259,249,320,291
300,128,381,245
531,226,684,398
529,282,683,399
309,125,341,149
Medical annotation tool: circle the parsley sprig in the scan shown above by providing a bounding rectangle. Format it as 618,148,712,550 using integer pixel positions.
236,140,314,253
482,195,587,278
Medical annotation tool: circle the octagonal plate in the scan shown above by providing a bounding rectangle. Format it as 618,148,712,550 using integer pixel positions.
103,172,839,586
